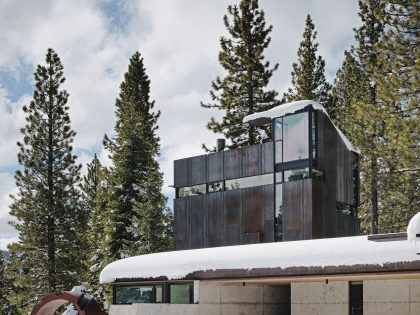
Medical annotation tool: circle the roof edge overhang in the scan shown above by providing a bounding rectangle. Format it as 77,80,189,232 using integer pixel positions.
108,260,420,284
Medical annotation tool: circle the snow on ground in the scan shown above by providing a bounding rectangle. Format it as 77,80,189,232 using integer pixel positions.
100,235,419,284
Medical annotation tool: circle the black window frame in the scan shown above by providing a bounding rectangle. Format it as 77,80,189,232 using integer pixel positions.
113,281,194,305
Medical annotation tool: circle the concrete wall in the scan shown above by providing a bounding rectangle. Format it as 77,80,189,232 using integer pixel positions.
109,279,420,315
364,279,420,315
109,282,290,315
291,281,348,315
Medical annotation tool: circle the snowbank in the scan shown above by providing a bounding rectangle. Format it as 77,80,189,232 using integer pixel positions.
100,235,419,284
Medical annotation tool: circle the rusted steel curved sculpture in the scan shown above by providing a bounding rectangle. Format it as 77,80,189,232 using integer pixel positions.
31,290,105,315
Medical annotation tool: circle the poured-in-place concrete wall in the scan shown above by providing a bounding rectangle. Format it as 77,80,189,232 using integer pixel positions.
364,279,420,315
109,282,290,315
291,281,349,314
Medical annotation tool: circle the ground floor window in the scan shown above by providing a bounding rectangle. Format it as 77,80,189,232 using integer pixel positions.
113,282,193,305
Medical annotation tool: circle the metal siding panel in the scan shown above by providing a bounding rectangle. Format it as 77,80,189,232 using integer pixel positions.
174,198,188,250
190,155,207,185
189,195,205,249
242,186,262,234
174,158,189,187
206,192,224,247
223,190,242,245
261,142,274,173
208,151,224,182
224,148,242,180
242,144,261,177
261,184,275,243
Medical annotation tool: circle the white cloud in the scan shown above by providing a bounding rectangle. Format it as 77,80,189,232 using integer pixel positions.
0,0,360,246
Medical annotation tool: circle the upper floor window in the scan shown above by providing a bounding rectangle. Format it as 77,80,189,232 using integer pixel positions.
283,112,309,162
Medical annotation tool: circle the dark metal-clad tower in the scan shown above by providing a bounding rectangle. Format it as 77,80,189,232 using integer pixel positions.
173,100,359,250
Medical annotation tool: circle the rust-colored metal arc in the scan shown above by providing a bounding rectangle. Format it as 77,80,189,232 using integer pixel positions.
31,291,105,315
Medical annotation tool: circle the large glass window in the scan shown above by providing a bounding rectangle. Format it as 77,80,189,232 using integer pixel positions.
115,285,154,304
170,283,192,304
225,173,273,190
283,112,309,162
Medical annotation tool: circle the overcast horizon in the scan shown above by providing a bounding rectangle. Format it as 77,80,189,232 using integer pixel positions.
0,0,360,250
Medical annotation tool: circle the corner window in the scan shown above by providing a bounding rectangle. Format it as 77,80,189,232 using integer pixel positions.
225,174,273,190
275,184,283,242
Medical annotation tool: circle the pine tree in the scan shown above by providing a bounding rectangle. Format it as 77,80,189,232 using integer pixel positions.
0,253,17,315
103,52,171,264
375,0,420,230
82,155,109,309
7,48,86,313
283,15,333,116
201,0,279,150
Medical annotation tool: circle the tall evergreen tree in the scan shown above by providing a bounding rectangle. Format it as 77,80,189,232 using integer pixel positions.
375,0,420,230
283,15,333,116
82,155,109,309
103,52,171,264
7,48,86,313
201,0,279,150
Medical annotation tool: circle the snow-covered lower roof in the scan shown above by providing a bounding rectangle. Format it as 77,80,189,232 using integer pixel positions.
100,235,420,284
243,100,359,153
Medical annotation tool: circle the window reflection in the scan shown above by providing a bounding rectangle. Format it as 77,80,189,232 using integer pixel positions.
274,118,283,140
170,283,192,304
275,183,283,242
284,168,310,182
115,285,154,304
208,181,224,193
275,141,283,163
225,173,273,190
178,184,206,197
283,112,309,162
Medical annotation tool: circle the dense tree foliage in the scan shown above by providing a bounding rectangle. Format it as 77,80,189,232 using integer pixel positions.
201,0,279,150
103,52,172,264
283,15,333,116
333,0,419,233
7,49,86,313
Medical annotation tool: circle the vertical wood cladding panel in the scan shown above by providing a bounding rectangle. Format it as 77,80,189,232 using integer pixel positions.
242,144,261,177
224,149,242,180
224,190,242,246
242,186,262,234
336,139,354,205
190,155,207,185
283,180,312,241
261,142,274,174
207,151,224,182
188,195,205,249
261,184,274,242
174,158,189,187
206,192,224,247
316,113,337,238
174,198,189,250
312,180,328,239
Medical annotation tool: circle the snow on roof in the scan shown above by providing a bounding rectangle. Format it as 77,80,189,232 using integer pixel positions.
243,100,360,153
99,235,419,284
407,212,420,243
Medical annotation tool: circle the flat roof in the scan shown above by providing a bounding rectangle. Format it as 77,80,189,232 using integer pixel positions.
100,235,420,284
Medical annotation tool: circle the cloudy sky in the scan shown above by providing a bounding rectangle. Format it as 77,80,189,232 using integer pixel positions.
0,0,360,250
